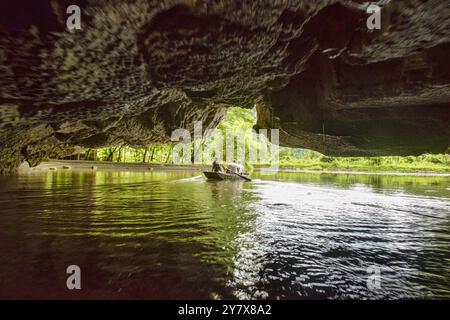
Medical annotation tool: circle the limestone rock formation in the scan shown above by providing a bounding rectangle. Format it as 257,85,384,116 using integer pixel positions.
0,0,449,173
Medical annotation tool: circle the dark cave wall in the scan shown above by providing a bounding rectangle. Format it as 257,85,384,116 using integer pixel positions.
0,0,449,172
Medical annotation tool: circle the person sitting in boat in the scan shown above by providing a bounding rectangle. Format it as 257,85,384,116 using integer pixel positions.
236,160,244,174
226,160,242,175
212,158,225,172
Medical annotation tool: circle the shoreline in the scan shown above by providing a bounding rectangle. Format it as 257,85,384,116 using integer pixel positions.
18,160,209,173
256,167,450,177
19,160,450,177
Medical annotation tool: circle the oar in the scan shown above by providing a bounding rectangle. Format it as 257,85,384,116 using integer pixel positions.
234,172,251,181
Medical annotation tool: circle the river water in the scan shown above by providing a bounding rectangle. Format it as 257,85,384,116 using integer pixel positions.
0,170,449,299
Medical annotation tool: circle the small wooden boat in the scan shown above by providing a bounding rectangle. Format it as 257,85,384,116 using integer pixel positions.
203,171,252,181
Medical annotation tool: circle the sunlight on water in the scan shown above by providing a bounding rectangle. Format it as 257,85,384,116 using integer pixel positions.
0,170,448,299
230,179,449,299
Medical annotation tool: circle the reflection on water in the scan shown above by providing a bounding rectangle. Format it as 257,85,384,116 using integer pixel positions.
0,170,448,299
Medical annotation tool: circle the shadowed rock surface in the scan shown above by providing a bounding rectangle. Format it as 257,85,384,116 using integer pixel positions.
0,0,449,173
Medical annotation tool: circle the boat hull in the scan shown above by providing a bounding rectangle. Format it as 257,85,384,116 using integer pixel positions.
203,171,251,181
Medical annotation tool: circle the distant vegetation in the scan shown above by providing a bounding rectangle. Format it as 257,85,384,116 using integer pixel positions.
267,150,450,173
66,107,450,173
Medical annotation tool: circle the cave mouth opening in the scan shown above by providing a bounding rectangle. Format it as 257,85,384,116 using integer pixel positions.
53,106,450,174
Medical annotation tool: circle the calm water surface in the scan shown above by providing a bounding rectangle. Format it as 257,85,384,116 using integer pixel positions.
0,170,449,299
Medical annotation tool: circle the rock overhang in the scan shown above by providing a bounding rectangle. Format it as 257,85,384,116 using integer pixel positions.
0,0,449,173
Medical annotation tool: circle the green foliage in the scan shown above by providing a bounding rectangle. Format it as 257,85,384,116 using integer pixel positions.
274,153,450,173
244,161,254,173
320,156,335,163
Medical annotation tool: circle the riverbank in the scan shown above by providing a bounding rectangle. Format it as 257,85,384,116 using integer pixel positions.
20,160,450,177
18,160,209,173
254,156,450,175
256,167,450,177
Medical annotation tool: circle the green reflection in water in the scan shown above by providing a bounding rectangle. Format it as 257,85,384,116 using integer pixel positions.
254,171,450,198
